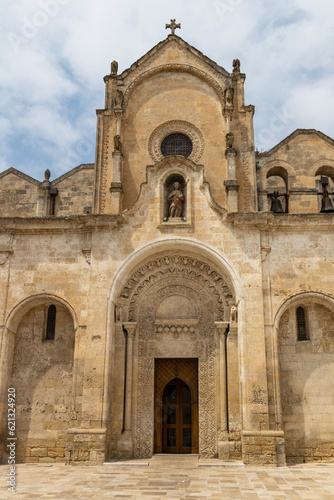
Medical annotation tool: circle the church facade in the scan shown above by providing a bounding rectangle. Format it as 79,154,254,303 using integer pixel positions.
1,29,334,467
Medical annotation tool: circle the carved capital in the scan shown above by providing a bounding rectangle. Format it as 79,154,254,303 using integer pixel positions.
215,321,229,334
123,322,137,338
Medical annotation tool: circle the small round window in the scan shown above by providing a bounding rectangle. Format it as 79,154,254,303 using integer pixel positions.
161,133,193,158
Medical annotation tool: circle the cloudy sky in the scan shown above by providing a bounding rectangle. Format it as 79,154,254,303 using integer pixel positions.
1,0,334,181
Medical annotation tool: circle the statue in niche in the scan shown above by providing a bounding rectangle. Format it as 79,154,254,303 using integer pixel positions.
168,182,184,218
111,60,118,75
114,89,123,109
225,87,234,106
114,135,122,152
232,58,240,74
226,132,234,149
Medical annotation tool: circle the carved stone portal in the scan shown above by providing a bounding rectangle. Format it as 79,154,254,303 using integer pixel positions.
114,253,236,459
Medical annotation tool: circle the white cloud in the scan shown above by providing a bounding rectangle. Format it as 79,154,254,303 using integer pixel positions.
0,0,333,178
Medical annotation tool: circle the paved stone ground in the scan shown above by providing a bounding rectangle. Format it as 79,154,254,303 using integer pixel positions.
1,456,334,499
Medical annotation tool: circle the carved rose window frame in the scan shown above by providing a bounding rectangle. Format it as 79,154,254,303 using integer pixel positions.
148,120,204,163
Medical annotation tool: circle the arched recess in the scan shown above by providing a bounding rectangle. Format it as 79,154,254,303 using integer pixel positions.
312,161,334,211
124,65,225,107
258,160,295,212
105,239,243,460
266,166,289,213
274,292,334,463
0,294,78,463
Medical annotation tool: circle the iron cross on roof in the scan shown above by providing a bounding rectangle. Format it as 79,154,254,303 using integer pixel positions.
166,19,181,35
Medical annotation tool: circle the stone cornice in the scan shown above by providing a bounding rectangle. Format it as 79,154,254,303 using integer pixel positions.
0,214,125,234
226,211,334,229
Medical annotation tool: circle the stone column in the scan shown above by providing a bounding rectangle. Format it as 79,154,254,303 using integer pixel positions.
123,322,137,432
224,148,239,212
37,172,51,216
70,325,87,424
0,327,15,462
226,324,239,431
258,190,269,212
116,322,137,457
110,110,123,213
216,321,229,459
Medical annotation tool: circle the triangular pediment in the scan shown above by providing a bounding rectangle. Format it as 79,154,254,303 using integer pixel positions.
0,167,40,186
258,129,334,157
118,35,230,80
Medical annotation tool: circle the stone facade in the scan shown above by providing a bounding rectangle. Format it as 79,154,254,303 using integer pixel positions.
0,33,333,467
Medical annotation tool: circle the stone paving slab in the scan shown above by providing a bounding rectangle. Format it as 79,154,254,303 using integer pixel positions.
1,460,334,499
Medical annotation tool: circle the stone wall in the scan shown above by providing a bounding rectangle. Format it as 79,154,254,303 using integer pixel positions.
279,303,334,463
9,304,75,463
52,165,94,216
0,170,40,217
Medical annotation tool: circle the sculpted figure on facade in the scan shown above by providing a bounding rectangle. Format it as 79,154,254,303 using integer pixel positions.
226,132,234,150
114,89,124,109
225,87,234,106
232,58,240,74
114,135,122,152
168,182,184,218
110,60,118,75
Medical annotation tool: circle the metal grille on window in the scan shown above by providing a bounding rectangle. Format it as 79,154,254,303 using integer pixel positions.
161,133,192,158
296,306,308,341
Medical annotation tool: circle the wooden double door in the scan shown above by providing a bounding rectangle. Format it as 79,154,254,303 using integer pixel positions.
154,359,198,454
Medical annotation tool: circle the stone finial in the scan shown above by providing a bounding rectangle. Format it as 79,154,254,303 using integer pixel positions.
232,59,240,74
111,60,118,75
44,169,51,181
165,19,181,35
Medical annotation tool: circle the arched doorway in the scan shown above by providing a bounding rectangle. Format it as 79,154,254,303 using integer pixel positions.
162,378,194,453
154,358,199,454
108,244,240,460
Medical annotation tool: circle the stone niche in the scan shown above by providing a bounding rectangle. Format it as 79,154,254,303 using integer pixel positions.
110,252,240,460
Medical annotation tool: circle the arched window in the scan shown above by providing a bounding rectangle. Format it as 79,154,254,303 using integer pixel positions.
161,134,192,158
266,166,289,213
45,305,56,340
296,306,309,341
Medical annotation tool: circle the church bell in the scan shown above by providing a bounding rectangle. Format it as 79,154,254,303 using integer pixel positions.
270,192,284,213
320,176,334,212
320,195,334,213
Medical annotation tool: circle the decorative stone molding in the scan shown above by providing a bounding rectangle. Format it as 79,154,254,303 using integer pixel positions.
113,252,237,460
154,319,199,339
123,64,225,107
148,120,205,163
120,253,234,322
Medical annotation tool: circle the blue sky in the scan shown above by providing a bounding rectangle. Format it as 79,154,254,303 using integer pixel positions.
1,0,334,181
